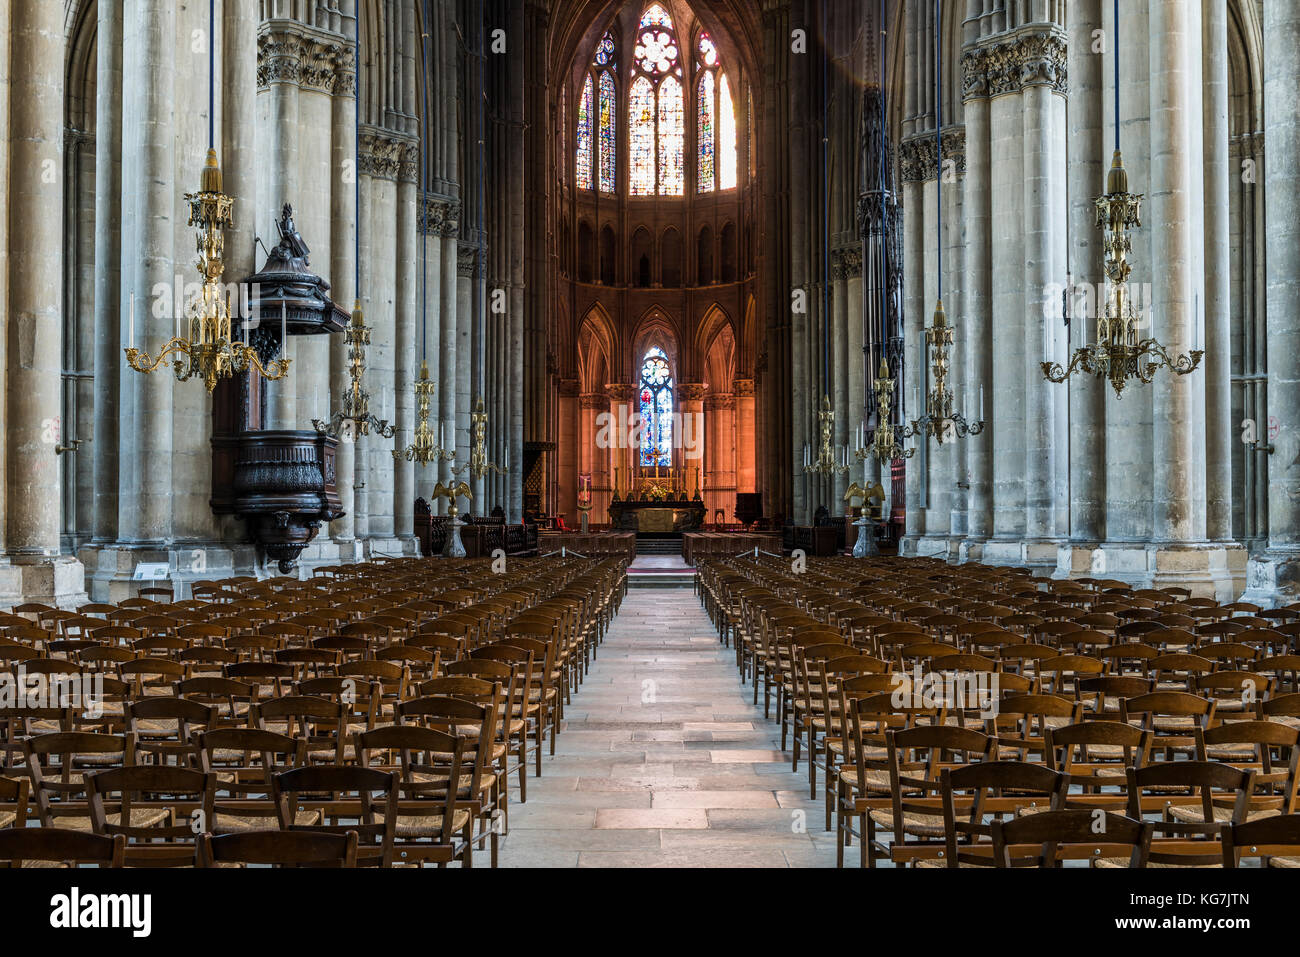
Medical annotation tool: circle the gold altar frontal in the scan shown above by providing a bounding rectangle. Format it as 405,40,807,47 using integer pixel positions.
637,506,685,532
608,497,707,533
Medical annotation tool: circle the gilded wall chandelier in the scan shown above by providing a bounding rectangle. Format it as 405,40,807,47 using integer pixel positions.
124,2,289,393
394,361,455,466
313,302,394,440
451,397,509,480
857,356,914,464
1041,0,1202,398
802,395,850,476
902,0,982,445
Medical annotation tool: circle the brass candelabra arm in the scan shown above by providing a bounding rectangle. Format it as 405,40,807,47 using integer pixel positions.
314,412,395,440
124,339,192,375
55,438,88,456
243,350,292,382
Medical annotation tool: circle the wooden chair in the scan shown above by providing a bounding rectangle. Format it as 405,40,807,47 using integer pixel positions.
87,765,216,866
272,764,398,867
198,727,316,834
356,724,485,867
865,725,991,867
1221,814,1300,868
197,828,358,868
937,761,1070,867
1116,762,1254,867
23,731,134,830
125,696,217,768
990,809,1152,868
0,827,125,868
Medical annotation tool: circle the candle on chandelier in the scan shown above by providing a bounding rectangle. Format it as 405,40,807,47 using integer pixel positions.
129,293,135,350
979,386,985,422
281,300,288,358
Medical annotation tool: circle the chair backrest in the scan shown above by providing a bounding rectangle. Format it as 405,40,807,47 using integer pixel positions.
272,765,398,865
355,723,473,847
1126,761,1254,865
0,827,125,868
1221,813,1300,867
197,829,358,868
990,809,1152,868
87,765,217,858
940,761,1070,866
251,695,350,764
23,731,132,825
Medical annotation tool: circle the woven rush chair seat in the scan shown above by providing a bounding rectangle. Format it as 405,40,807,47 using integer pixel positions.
376,807,472,839
867,808,946,838
213,809,323,833
1093,857,1218,869
40,809,171,832
1167,804,1280,825
837,765,894,793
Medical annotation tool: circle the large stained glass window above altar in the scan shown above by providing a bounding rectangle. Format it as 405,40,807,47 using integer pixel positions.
639,347,673,467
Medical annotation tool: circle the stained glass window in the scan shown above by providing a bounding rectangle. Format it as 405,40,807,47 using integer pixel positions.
576,73,593,190
695,31,737,192
719,73,737,189
698,32,718,67
630,75,656,195
639,3,673,30
658,75,684,195
598,71,616,192
697,71,715,193
595,31,616,66
638,347,673,467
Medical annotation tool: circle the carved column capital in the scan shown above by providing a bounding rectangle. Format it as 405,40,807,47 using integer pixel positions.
257,20,357,96
831,247,863,280
899,128,966,183
358,127,404,181
604,383,638,404
963,28,1068,100
421,195,461,236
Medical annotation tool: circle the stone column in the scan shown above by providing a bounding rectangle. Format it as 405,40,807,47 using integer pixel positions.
960,47,993,558
1148,0,1199,545
120,0,175,546
91,0,124,545
355,165,376,532
262,27,300,429
1062,0,1106,575
580,393,607,520
830,251,852,509
5,0,84,601
988,86,1026,549
456,243,475,518
415,198,444,508
680,383,708,507
734,378,756,495
1202,0,1232,542
900,168,925,552
707,393,736,523
1245,0,1300,603
1022,44,1063,548
393,145,418,542
328,36,358,545
605,384,637,519
438,216,459,508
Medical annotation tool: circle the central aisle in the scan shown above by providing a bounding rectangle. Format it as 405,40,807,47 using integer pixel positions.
500,587,839,867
